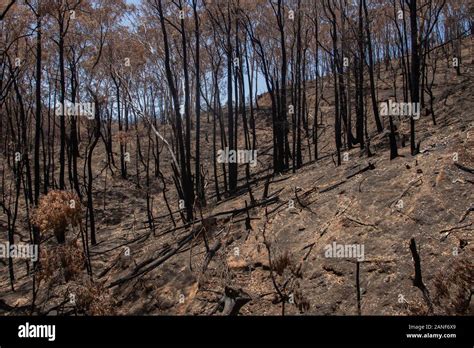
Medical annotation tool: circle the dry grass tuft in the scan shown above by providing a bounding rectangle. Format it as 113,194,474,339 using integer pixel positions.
273,251,292,276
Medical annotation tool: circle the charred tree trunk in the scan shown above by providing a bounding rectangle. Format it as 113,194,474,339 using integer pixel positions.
363,0,383,133
409,0,420,156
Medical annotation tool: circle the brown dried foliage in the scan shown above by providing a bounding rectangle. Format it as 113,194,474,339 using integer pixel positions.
114,130,133,145
31,190,82,243
37,240,85,284
73,281,115,315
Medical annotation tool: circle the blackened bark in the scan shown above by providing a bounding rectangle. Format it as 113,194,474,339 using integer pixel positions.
363,0,383,133
409,0,420,156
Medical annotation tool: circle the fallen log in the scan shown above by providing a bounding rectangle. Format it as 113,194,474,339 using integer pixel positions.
156,196,279,238
319,180,347,194
108,197,279,288
454,162,474,174
346,162,375,179
201,240,222,273
319,162,376,194
459,206,474,223
390,178,423,208
108,226,203,288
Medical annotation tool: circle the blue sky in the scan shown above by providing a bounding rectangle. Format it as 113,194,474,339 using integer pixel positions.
123,0,268,103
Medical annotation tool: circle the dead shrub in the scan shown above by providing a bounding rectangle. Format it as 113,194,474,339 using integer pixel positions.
38,240,85,283
432,256,473,315
73,281,115,315
31,190,82,244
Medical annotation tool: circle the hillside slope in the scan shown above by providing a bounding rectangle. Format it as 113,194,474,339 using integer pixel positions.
1,37,473,316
